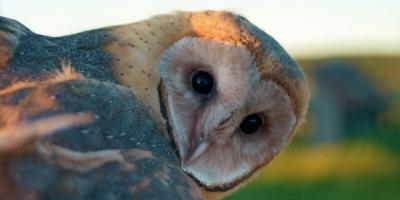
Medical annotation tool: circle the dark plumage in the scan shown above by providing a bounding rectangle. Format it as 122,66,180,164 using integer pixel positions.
0,73,203,200
0,17,203,200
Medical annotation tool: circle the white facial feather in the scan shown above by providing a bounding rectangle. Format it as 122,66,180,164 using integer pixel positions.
159,37,296,188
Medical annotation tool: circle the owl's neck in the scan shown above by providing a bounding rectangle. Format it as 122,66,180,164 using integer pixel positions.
103,13,193,124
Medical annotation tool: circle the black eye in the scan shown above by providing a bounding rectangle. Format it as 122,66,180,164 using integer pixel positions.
191,70,214,95
240,114,263,134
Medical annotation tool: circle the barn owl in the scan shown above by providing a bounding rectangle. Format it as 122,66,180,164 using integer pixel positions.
106,11,309,197
0,11,309,199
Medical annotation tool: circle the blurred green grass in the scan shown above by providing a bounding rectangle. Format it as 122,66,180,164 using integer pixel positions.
227,176,400,200
226,55,400,200
227,127,400,200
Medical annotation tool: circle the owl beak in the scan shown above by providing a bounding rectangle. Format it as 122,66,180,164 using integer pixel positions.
183,138,209,165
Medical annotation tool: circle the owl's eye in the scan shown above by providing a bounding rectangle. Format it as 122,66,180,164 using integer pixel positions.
240,114,263,134
191,70,214,95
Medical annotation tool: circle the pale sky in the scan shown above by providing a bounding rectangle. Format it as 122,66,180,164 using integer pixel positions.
1,0,399,58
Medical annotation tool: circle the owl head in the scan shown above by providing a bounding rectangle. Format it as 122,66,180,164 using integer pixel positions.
108,11,309,195
157,12,309,191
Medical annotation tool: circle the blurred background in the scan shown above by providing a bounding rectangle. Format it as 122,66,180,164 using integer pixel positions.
1,0,399,199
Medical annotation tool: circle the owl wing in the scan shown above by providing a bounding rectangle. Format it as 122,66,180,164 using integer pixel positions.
0,77,204,200
0,16,121,87
0,17,204,200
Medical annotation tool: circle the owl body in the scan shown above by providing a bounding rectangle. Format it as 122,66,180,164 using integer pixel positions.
0,11,309,199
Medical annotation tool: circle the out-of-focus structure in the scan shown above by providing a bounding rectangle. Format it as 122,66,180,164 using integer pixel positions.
312,61,387,141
